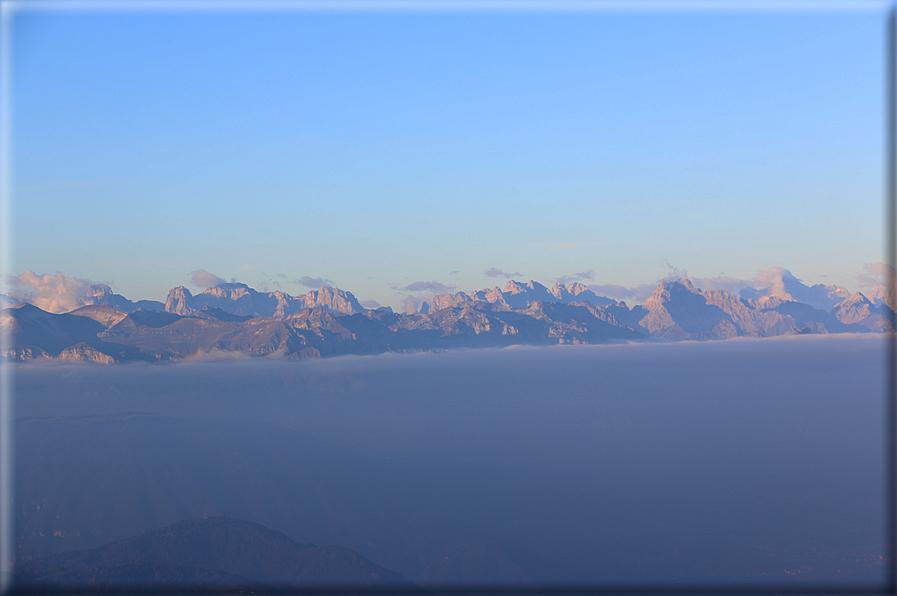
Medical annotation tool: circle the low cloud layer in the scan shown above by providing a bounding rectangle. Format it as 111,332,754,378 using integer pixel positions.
689,275,754,294
4,271,110,314
485,268,522,279
190,270,226,290
298,276,336,289
587,283,656,303
402,281,455,293
555,270,595,285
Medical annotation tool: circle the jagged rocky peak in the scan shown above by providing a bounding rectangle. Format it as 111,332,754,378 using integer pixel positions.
829,290,893,330
740,268,852,312
87,283,115,303
676,277,698,291
271,291,294,317
71,283,163,314
645,277,699,306
485,287,505,304
567,282,590,296
525,300,546,312
164,286,195,316
503,280,524,293
549,283,573,301
201,282,253,299
501,280,554,308
839,291,872,307
431,292,474,311
866,284,896,311
160,282,364,319
503,279,549,294
755,295,786,310
430,280,613,312
302,286,365,315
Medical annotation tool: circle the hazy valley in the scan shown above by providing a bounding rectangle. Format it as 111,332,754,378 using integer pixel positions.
11,336,888,589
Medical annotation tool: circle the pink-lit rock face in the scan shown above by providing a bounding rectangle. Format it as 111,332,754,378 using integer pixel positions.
3,272,895,363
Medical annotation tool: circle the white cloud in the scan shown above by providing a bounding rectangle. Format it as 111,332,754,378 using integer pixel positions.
4,271,111,314
298,276,336,289
190,270,226,289
402,295,422,314
689,275,754,294
857,262,895,288
485,268,522,279
555,270,595,285
402,281,455,293
753,266,796,299
587,283,656,303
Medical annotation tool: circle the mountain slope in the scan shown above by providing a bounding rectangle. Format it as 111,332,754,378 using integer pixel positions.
165,283,365,317
636,279,807,340
828,292,895,332
428,280,618,312
18,516,410,589
4,275,891,363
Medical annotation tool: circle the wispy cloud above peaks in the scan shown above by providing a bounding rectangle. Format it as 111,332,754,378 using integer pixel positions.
402,295,422,314
857,262,895,288
753,266,797,297
4,271,110,314
685,267,800,300
663,263,689,281
257,278,281,292
587,283,656,304
689,275,754,294
402,281,455,293
554,270,595,285
737,267,852,311
298,276,335,289
190,270,226,290
485,268,522,279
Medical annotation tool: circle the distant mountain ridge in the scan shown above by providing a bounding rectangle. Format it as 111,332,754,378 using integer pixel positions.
165,283,365,318
2,273,893,363
427,279,616,312
737,268,853,312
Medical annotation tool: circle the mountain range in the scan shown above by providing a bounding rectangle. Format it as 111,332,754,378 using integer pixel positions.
2,276,893,363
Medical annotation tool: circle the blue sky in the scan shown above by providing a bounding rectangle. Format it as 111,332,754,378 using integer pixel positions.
7,3,888,309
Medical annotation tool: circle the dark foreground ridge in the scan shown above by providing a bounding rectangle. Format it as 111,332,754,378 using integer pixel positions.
16,516,413,591
2,277,893,363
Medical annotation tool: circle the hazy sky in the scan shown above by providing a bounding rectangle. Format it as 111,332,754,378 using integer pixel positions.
7,2,888,309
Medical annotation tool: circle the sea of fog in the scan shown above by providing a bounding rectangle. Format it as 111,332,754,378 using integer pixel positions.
11,334,890,587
